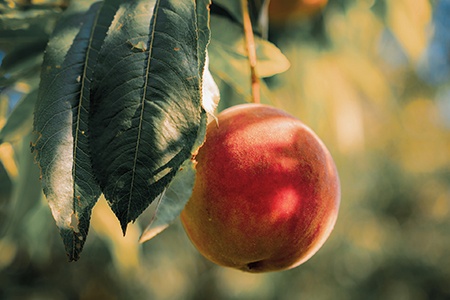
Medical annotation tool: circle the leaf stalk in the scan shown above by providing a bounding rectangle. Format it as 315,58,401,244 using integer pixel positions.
241,0,260,104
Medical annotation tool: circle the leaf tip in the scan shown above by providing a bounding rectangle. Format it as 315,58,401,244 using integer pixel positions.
121,222,128,236
60,227,85,262
139,224,169,243
68,251,80,262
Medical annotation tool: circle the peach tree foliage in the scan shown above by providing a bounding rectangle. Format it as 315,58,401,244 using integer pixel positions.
0,0,287,261
30,0,212,261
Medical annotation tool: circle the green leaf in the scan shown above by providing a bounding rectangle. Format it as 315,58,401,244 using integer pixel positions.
1,134,42,239
90,0,211,233
197,0,212,72
0,39,47,73
211,0,268,36
211,0,241,24
210,15,290,77
0,160,13,210
139,158,196,242
197,0,217,127
0,40,44,91
32,0,121,261
0,5,61,50
0,56,43,91
0,89,37,144
212,75,277,111
208,15,289,105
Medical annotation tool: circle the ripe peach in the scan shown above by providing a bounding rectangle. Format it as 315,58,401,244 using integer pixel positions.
181,104,340,273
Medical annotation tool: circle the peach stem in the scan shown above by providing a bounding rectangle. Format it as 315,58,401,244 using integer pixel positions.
241,0,261,104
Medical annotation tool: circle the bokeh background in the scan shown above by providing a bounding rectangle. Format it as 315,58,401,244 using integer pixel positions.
1,0,450,299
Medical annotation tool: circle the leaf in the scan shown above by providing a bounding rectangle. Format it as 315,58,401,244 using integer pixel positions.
0,58,43,91
0,39,47,73
195,0,213,143
197,0,212,73
213,75,277,111
0,159,13,210
32,0,121,261
0,5,62,50
211,0,241,23
208,15,289,105
214,0,268,35
0,40,46,91
1,134,42,239
0,89,37,144
210,15,289,77
139,158,196,242
197,0,220,122
201,53,220,122
90,0,211,233
141,0,214,241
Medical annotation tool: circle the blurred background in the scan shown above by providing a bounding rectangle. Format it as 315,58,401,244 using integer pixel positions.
1,0,450,299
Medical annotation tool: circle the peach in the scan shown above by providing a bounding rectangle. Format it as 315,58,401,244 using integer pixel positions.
181,104,340,273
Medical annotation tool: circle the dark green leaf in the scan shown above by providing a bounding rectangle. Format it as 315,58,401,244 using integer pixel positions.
32,0,121,261
138,0,217,238
90,0,210,233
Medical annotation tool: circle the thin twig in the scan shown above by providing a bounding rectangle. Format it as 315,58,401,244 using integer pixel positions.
241,0,261,104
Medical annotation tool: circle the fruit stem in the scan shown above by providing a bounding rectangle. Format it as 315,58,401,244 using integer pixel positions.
241,0,261,104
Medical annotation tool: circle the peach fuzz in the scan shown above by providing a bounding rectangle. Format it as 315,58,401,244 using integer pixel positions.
181,104,340,273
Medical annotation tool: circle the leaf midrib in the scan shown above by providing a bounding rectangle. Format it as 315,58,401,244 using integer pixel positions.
71,3,102,257
126,0,161,229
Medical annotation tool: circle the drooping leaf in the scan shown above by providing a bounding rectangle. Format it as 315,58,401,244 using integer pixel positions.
32,0,121,261
90,0,211,233
208,15,289,106
140,158,196,242
140,60,217,241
